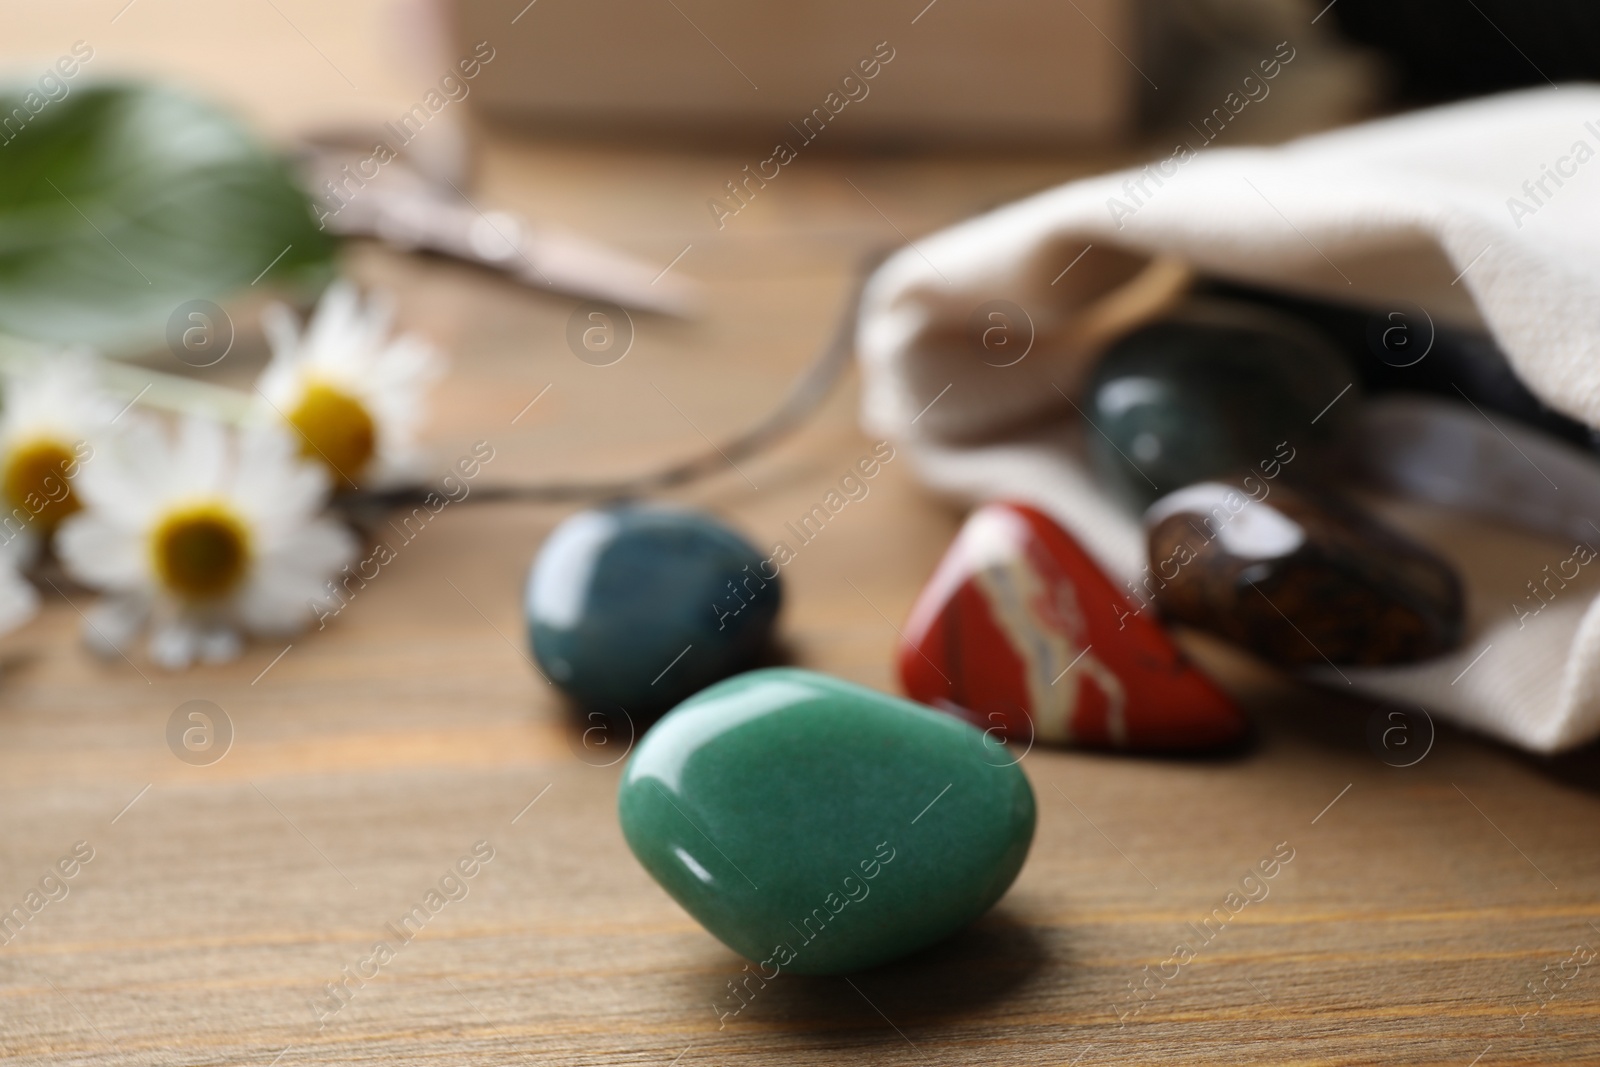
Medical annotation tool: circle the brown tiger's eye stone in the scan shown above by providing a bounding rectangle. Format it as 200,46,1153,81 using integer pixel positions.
1144,479,1464,667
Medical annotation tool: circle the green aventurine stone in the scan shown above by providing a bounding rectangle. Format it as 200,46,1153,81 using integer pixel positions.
617,668,1036,976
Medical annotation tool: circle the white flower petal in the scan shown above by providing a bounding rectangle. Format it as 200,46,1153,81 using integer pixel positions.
148,619,201,671
75,416,170,523
261,302,301,365
196,626,242,665
249,282,443,490
231,427,329,535
0,349,118,451
172,416,229,497
57,512,148,591
305,281,361,359
237,520,356,634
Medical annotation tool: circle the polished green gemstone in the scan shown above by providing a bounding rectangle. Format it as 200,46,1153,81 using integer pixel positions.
526,504,781,718
617,668,1036,976
1085,302,1356,509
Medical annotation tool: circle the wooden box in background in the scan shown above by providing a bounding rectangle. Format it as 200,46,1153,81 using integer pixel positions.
447,0,1138,146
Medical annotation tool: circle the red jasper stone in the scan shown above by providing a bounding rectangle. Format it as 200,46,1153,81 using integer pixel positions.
898,502,1244,751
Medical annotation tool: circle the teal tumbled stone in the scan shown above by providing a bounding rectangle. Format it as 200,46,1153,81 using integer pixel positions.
1085,303,1357,509
526,504,780,717
617,668,1036,975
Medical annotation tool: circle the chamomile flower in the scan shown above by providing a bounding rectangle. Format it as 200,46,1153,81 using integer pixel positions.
57,416,357,669
255,282,444,490
0,353,114,548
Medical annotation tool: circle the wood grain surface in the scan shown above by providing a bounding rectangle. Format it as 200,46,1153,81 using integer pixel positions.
4,7,1600,1065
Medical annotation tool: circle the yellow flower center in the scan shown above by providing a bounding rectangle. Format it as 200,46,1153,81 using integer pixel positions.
151,503,252,600
286,382,375,489
2,437,80,530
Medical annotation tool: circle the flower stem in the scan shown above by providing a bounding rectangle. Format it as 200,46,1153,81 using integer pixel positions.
0,336,258,424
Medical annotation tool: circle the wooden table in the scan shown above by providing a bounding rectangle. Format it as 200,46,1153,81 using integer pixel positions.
4,17,1600,1063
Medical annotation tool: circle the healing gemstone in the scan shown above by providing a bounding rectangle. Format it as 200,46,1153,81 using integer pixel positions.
526,504,780,716
617,668,1035,977
898,502,1244,751
1083,302,1356,509
1144,478,1464,666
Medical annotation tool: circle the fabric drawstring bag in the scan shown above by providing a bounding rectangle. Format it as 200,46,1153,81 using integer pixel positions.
856,86,1600,754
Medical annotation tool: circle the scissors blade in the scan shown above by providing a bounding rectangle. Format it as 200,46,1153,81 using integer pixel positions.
302,148,698,317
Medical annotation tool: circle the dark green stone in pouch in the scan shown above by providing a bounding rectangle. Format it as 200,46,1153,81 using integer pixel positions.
1085,302,1357,509
617,668,1036,975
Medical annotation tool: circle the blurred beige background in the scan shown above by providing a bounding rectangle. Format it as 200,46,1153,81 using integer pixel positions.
6,0,439,136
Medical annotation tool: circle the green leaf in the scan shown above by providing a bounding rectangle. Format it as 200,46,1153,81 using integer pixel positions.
0,81,336,351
